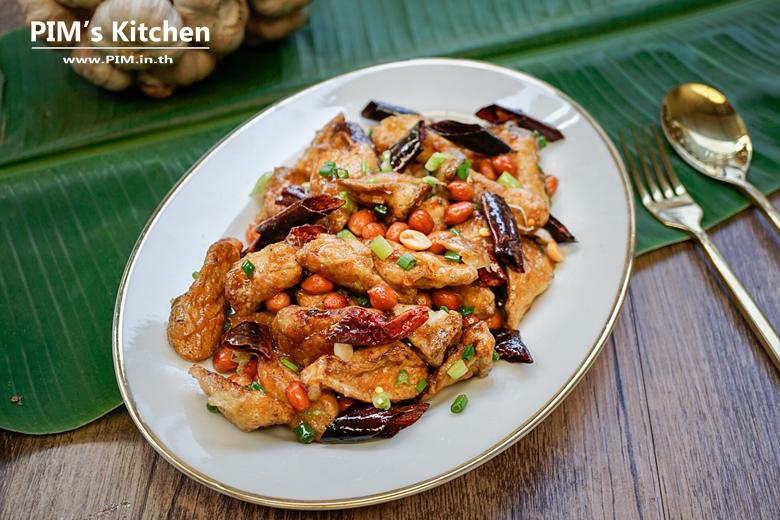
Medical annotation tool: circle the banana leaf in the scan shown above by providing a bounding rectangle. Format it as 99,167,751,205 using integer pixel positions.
1,0,779,434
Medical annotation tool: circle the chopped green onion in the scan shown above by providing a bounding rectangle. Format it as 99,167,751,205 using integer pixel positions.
368,178,378,184
537,162,545,175
416,380,428,392
424,176,437,189
361,160,368,174
372,391,391,410
401,338,414,347
336,169,349,179
497,171,522,189
368,128,374,138
250,171,273,196
459,306,474,317
223,322,232,333
381,150,391,163
380,150,392,171
294,422,316,444
449,228,461,236
534,130,548,149
396,253,417,270
281,359,299,372
425,152,451,172
447,359,468,380
370,236,394,260
493,351,500,364
301,181,311,189
336,229,357,240
473,203,482,211
241,259,255,277
462,344,475,361
457,160,471,180
319,161,336,177
439,306,450,313
374,204,389,217
206,403,220,413
450,394,468,413
192,271,199,280
338,191,358,213
395,369,410,386
170,298,175,305
245,381,265,392
443,250,462,263
357,295,371,307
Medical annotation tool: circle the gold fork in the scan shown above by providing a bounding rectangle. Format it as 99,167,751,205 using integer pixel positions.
620,124,780,371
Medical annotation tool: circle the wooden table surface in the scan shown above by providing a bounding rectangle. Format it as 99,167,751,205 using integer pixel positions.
2,3,780,519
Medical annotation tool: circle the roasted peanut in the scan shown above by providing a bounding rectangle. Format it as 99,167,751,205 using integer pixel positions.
447,180,474,202
478,159,497,180
367,283,399,311
416,290,433,307
547,238,564,263
492,154,517,176
399,229,433,251
408,209,435,235
301,274,335,294
431,288,460,310
486,311,504,329
323,292,348,309
264,291,291,313
385,222,409,242
213,348,238,373
361,222,385,240
443,201,474,225
546,175,559,197
462,315,481,327
347,209,377,237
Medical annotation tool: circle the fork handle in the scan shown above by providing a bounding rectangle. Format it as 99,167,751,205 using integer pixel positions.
695,230,780,371
737,180,780,237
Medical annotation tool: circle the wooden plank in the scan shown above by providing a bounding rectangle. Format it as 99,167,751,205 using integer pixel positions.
631,193,780,520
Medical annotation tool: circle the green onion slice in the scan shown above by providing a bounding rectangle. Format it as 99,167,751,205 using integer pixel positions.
336,169,349,179
357,295,371,307
241,259,255,277
372,391,391,410
456,159,471,180
245,381,265,392
450,394,468,413
191,271,199,279
336,229,357,240
424,176,437,189
374,204,389,217
370,236,394,260
443,250,462,262
281,359,299,373
301,181,311,189
250,171,273,196
447,359,468,380
439,306,450,313
395,369,410,386
368,178,378,184
425,152,451,172
497,171,522,189
449,228,461,236
361,160,368,174
338,191,358,213
396,253,417,271
206,403,220,413
415,379,428,392
534,130,548,149
294,422,316,444
319,161,336,177
462,344,475,361
459,306,474,317
223,322,232,333
493,351,500,364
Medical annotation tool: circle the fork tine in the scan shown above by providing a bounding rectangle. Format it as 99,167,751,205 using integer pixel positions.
619,130,651,205
641,126,675,198
632,126,663,202
651,124,686,196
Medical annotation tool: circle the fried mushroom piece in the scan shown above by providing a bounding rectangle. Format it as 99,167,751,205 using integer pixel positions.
256,166,310,222
338,172,431,222
167,238,242,361
392,305,462,366
419,321,495,402
189,365,295,431
300,342,428,403
297,235,385,293
374,242,478,290
452,284,496,319
504,238,555,329
470,171,549,231
224,242,303,315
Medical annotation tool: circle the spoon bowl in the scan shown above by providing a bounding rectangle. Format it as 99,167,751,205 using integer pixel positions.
661,82,780,235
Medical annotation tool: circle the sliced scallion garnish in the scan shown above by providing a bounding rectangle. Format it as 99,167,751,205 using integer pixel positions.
357,295,371,307
462,344,475,361
396,253,417,271
415,379,428,392
368,178,378,184
497,171,521,189
534,130,548,149
250,171,273,196
336,229,357,240
206,403,220,413
372,391,391,410
424,152,451,172
449,228,461,236
245,381,265,392
456,160,471,180
443,250,462,263
447,359,468,380
374,204,389,217
493,351,500,364
294,422,316,444
439,306,449,313
192,271,199,280
450,394,468,413
319,161,336,177
338,191,358,213
424,176,437,189
395,369,410,386
281,359,299,372
241,259,255,277
223,322,232,333
361,160,368,174
459,306,474,317
370,236,394,260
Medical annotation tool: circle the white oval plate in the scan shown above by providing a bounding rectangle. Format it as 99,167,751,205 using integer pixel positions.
114,58,635,509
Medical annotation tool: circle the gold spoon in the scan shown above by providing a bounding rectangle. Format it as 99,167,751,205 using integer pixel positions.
661,83,780,235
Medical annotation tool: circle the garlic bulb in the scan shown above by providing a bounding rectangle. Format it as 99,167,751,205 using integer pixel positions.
90,0,186,70
69,41,132,91
244,6,308,45
137,49,216,98
173,0,249,55
55,0,103,9
249,0,310,17
18,0,80,47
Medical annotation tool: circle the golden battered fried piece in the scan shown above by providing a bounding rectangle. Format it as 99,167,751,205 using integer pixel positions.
420,321,495,402
257,166,310,222
452,284,496,319
271,305,350,366
489,121,548,203
370,114,425,153
167,238,242,361
504,238,555,329
338,172,430,222
392,305,463,367
300,342,428,403
224,242,302,315
470,171,549,231
288,391,339,442
189,365,295,431
374,242,478,290
254,358,300,402
297,235,385,294
228,310,276,330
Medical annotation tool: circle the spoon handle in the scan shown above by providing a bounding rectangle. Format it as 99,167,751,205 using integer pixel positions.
738,180,780,236
694,229,780,372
